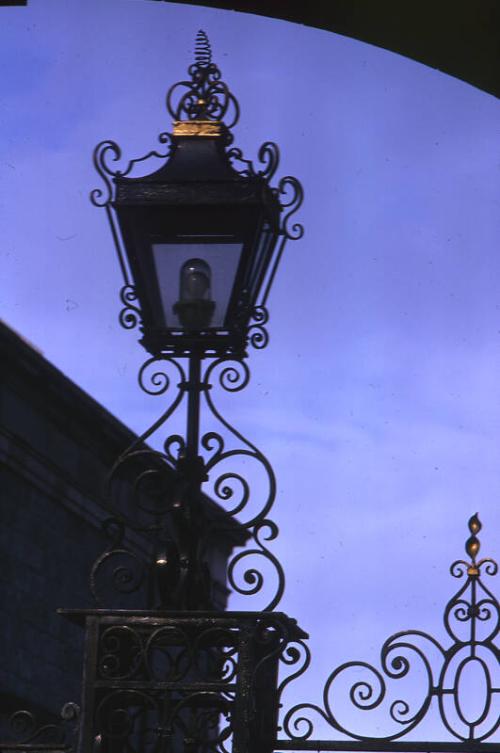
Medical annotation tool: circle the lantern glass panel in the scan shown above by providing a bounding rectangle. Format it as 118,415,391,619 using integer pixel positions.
246,221,273,295
152,241,244,328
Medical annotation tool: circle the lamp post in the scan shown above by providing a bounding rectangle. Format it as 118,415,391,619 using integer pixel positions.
76,30,305,753
107,35,285,527
91,30,303,614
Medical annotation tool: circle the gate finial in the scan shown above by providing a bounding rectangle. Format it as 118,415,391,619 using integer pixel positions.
465,512,481,574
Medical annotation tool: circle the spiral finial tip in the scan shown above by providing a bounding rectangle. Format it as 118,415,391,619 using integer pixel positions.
194,29,212,66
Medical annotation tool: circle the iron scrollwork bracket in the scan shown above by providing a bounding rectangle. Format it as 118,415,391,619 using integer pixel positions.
89,352,286,612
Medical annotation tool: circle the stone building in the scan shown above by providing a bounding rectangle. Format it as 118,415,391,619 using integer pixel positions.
0,320,243,737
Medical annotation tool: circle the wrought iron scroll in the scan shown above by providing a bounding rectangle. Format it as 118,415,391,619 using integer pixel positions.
89,351,285,611
94,629,235,753
228,141,280,181
119,285,141,330
90,356,188,607
202,356,284,611
0,703,80,750
280,514,499,748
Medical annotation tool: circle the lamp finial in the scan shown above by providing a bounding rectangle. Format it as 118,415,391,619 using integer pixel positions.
194,30,212,67
167,33,240,137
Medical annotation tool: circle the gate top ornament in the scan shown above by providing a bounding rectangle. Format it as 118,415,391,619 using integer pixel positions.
279,514,499,751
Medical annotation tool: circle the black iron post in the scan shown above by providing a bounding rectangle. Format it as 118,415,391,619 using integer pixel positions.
185,353,202,463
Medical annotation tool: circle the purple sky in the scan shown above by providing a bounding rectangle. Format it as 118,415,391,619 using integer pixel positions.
1,0,499,740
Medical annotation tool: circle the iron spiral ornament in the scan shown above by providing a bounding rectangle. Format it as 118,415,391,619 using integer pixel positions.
3,703,80,748
194,29,212,66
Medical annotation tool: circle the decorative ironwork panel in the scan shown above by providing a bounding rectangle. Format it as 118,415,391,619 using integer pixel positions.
278,515,499,751
64,611,305,753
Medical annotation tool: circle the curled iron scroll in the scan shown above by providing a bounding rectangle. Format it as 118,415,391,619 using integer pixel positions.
91,139,122,207
228,141,280,181
4,703,79,746
89,357,188,605
201,358,284,610
278,175,304,240
90,519,147,606
119,285,141,330
227,520,285,612
248,306,270,350
203,358,276,526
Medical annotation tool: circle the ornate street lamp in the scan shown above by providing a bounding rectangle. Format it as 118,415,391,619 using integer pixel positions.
91,29,306,605
92,38,303,600
93,31,301,361
75,32,306,753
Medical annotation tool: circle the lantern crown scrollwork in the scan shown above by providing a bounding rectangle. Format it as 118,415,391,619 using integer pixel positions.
167,30,240,134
